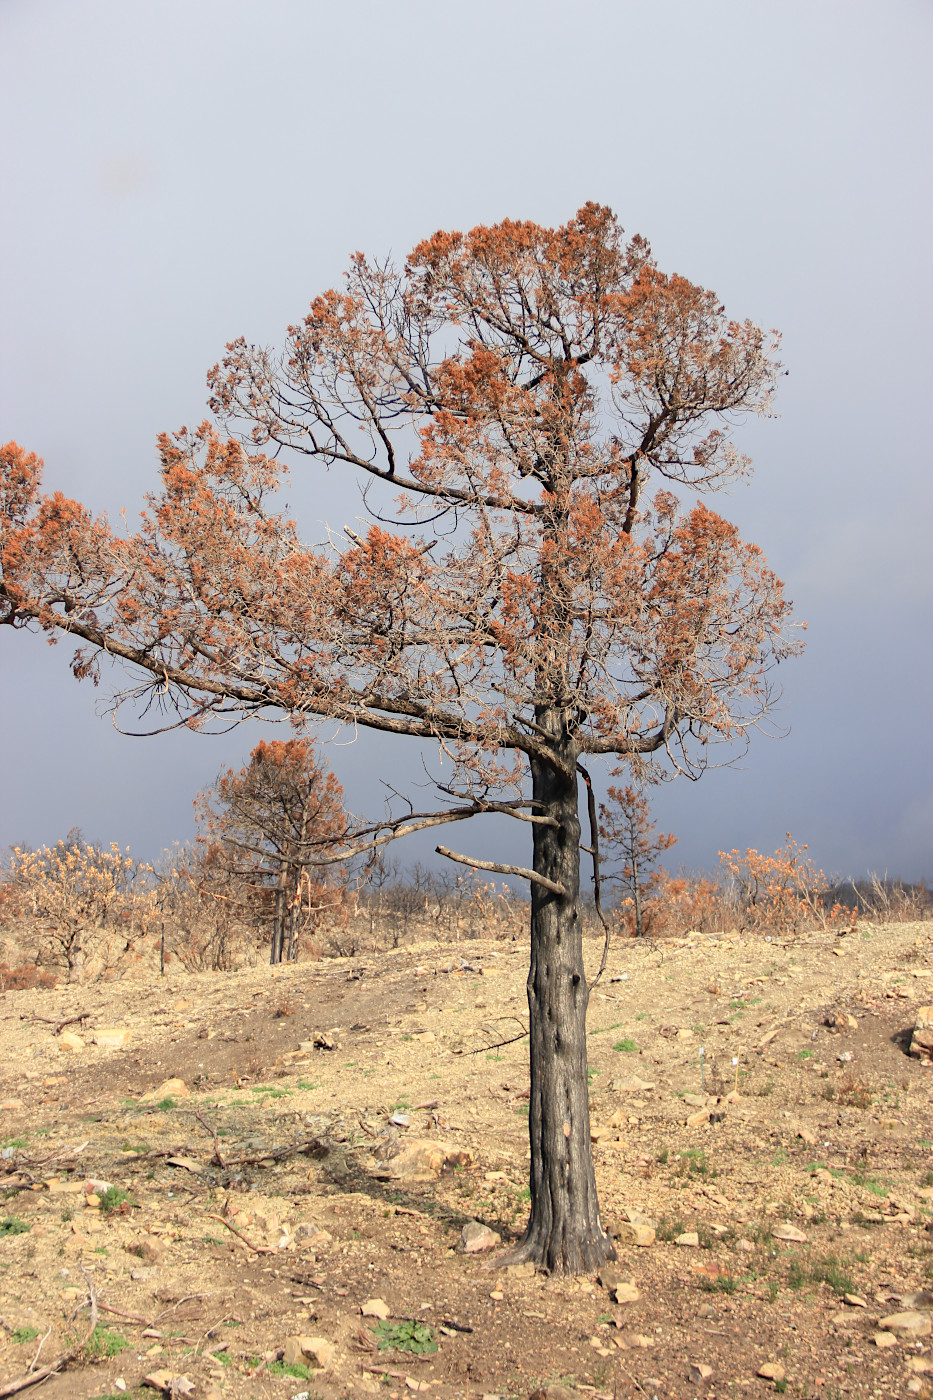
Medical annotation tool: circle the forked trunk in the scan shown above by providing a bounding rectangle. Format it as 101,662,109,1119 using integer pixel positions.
507,742,615,1275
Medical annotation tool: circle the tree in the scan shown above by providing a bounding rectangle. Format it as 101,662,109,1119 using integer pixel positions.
599,784,677,937
0,205,802,1272
195,737,348,963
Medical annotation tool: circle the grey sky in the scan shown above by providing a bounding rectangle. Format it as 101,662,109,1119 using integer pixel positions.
2,0,931,882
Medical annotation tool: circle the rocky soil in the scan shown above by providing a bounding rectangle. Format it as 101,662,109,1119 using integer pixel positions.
1,920,932,1400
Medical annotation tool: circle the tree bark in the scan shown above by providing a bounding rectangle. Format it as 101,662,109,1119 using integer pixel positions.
270,872,287,965
507,736,616,1274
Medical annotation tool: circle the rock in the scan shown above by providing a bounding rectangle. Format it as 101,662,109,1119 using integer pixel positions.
361,1297,391,1320
611,1281,641,1304
283,1336,306,1367
127,1235,169,1264
757,1363,786,1382
690,1362,714,1382
505,1261,535,1277
675,1231,700,1247
386,1140,473,1180
59,1031,85,1051
299,1336,336,1369
142,1373,195,1395
612,1076,656,1093
878,1310,932,1337
613,1221,656,1247
139,1078,189,1104
390,1113,411,1127
165,1156,205,1174
907,1357,933,1374
94,1027,130,1048
590,1125,609,1142
0,1097,26,1111
131,1267,158,1281
910,1007,933,1059
683,1093,708,1108
873,1331,898,1348
686,1110,711,1128
771,1223,807,1243
843,1293,868,1307
676,1027,695,1040
459,1220,501,1253
735,1238,755,1252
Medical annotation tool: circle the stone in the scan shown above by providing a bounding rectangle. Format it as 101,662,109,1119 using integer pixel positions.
282,1336,306,1367
676,1027,694,1040
611,1281,641,1303
612,1221,656,1247
683,1093,708,1108
910,1007,933,1059
361,1297,391,1320
139,1078,190,1104
165,1156,205,1174
299,1336,335,1369
142,1373,195,1395
756,1363,786,1382
907,1357,933,1374
873,1331,898,1348
686,1110,711,1128
459,1220,501,1253
387,1140,473,1181
59,1031,85,1051
612,1076,656,1093
127,1235,169,1264
675,1231,700,1247
690,1363,714,1382
878,1310,932,1337
843,1293,868,1307
735,1238,755,1252
94,1027,130,1049
771,1223,807,1243
0,1098,26,1110
590,1125,609,1142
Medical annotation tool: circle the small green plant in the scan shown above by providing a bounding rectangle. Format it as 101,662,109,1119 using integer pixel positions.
0,1136,27,1150
98,1186,132,1214
373,1320,438,1355
811,1254,854,1296
85,1326,130,1359
268,1360,312,1379
295,1080,317,1091
12,1326,40,1344
700,1275,738,1295
613,1038,637,1053
60,1206,74,1223
154,1097,176,1111
251,1085,292,1098
774,1379,787,1394
0,1217,29,1237
657,1147,669,1165
797,1049,814,1060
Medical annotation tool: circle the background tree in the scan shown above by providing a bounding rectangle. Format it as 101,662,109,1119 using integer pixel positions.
0,205,802,1272
599,784,677,937
195,738,347,963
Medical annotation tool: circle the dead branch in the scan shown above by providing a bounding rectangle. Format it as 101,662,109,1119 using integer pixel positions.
435,845,567,895
205,1212,275,1255
194,1108,227,1168
578,762,612,988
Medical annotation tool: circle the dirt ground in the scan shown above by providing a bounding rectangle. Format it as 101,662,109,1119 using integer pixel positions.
1,920,932,1400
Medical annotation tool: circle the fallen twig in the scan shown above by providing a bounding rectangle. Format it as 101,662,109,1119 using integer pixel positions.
205,1213,275,1255
194,1109,226,1168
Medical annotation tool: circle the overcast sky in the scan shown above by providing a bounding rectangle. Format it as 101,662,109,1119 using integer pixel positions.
2,0,931,884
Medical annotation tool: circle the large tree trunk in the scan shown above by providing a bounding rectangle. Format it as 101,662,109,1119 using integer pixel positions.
507,738,615,1275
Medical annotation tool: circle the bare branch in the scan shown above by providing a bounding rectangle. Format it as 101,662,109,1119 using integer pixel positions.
436,844,567,895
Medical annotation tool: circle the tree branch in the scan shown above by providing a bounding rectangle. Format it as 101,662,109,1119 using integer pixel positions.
435,844,566,895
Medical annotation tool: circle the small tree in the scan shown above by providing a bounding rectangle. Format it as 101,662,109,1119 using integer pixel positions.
0,206,802,1272
195,738,347,963
599,785,677,937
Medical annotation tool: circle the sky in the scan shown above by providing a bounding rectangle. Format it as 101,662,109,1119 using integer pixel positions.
1,0,931,884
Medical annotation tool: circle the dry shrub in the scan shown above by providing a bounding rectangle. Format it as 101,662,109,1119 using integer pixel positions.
719,836,856,936
0,962,58,992
3,835,157,982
